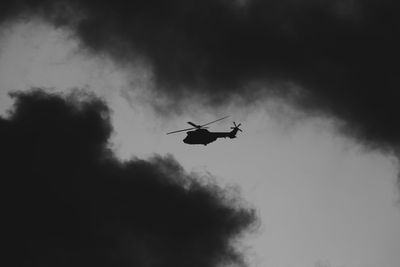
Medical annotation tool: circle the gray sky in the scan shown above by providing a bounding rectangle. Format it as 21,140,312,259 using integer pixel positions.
1,20,399,267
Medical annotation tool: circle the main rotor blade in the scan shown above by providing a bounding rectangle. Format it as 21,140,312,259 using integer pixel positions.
187,122,200,128
166,127,196,135
200,116,229,127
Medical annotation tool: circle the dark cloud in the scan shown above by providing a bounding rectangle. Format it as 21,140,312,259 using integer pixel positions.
1,0,399,150
1,89,256,267
0,1,399,174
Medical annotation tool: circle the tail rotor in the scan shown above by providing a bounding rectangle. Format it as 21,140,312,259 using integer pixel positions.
231,122,243,133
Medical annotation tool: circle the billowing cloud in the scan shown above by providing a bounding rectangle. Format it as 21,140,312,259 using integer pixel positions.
1,0,399,150
0,1,399,179
1,89,256,267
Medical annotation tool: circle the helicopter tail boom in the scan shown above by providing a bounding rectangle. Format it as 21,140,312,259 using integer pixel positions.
212,122,242,139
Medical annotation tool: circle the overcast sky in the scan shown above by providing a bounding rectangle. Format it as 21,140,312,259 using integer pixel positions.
1,18,399,267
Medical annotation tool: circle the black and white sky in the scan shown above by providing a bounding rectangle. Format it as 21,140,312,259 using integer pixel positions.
1,1,400,267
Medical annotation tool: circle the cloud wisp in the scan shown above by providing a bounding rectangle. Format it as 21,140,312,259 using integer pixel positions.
1,89,256,267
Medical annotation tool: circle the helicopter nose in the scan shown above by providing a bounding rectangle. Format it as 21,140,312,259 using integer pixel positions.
183,137,188,144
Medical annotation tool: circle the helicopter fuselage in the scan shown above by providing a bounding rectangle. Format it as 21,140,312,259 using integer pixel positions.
183,128,238,145
166,117,242,145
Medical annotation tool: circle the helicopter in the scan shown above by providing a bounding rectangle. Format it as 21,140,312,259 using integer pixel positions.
166,116,242,145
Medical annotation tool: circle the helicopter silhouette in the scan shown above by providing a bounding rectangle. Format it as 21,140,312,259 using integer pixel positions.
166,116,242,145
